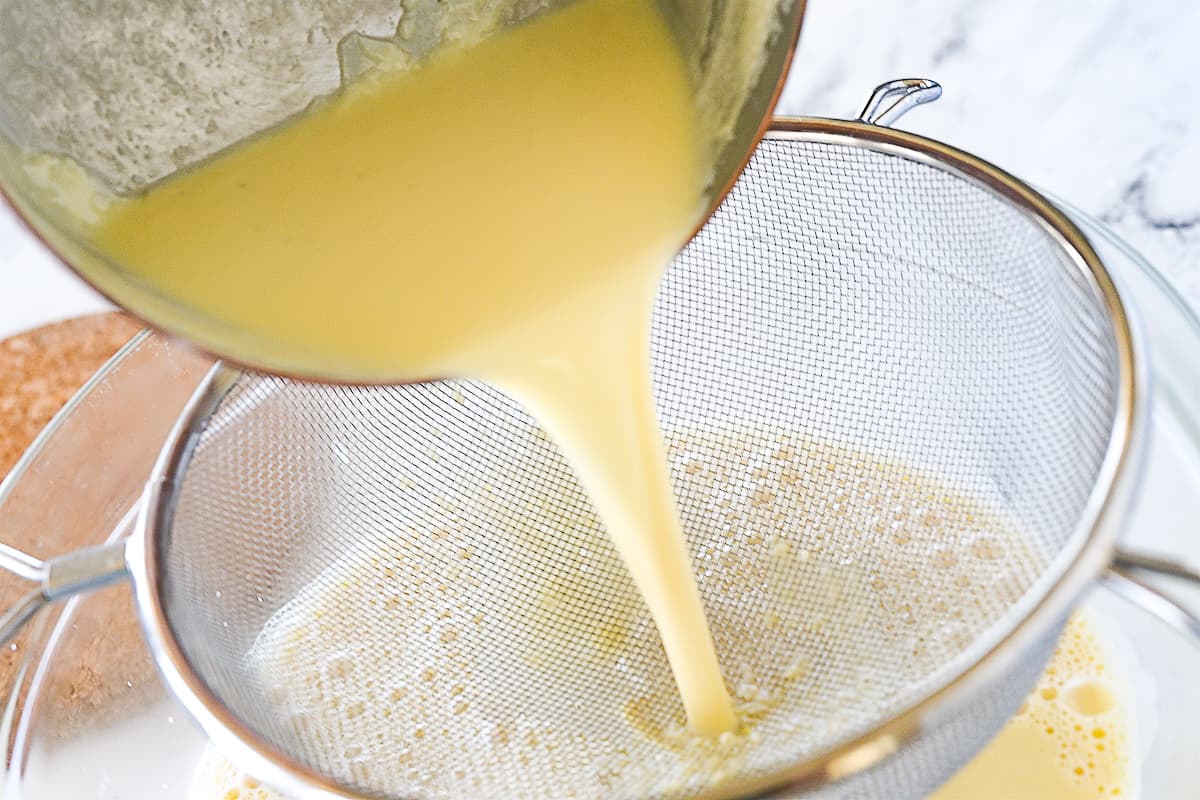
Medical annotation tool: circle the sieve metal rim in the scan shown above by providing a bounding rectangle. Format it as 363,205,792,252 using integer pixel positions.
125,113,1146,800
688,114,1148,799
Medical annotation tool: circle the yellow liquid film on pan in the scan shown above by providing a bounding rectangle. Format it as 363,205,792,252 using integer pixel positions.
89,0,735,734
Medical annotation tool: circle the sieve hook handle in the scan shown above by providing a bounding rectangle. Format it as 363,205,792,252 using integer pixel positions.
857,79,943,126
1103,548,1200,642
0,536,129,645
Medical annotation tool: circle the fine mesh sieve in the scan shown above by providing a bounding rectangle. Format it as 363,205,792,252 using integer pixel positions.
125,81,1139,799
0,81,1148,800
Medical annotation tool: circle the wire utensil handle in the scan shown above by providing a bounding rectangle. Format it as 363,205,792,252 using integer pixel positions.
0,508,133,644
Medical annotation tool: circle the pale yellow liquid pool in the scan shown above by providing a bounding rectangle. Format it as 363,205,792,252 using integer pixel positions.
90,0,734,735
218,430,1134,798
931,613,1131,799
193,610,1133,799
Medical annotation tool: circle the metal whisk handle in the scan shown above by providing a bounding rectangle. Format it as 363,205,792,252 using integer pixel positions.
1105,549,1200,641
0,533,130,644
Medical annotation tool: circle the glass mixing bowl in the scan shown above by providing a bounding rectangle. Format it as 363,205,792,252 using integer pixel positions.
0,208,1196,799
0,0,806,382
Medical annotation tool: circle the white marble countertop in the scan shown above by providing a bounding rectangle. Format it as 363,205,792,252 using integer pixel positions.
777,0,1200,303
2,0,1198,336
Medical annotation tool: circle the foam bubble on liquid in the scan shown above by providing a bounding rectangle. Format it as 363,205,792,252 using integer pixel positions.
1004,614,1130,797
197,427,1118,799
194,611,1135,800
189,745,286,800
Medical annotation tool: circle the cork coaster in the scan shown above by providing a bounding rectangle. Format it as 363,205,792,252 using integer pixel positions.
0,312,150,730
0,313,143,478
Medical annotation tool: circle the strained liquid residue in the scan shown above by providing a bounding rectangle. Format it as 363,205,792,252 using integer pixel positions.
225,429,1129,798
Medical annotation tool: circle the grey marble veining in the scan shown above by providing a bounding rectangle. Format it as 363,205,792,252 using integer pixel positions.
778,0,1200,304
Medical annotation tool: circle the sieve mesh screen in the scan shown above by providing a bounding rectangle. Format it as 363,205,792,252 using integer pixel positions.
156,133,1121,799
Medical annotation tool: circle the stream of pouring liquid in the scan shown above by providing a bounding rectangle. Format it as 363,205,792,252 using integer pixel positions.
89,0,736,734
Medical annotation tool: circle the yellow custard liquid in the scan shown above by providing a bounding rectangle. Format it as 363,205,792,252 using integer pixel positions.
91,0,735,734
932,614,1131,799
192,614,1133,799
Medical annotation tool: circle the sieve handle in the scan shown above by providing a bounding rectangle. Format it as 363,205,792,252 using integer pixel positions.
1102,548,1200,642
0,534,130,645
857,79,943,126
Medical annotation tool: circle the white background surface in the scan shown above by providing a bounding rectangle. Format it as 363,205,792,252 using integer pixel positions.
778,0,1200,304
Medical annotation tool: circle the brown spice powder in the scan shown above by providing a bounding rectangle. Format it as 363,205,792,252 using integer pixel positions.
0,313,142,477
0,312,149,730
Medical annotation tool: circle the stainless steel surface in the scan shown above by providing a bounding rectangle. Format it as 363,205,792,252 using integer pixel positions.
1104,554,1200,641
0,536,127,644
0,544,44,581
855,79,943,126
41,540,128,600
0,586,43,647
